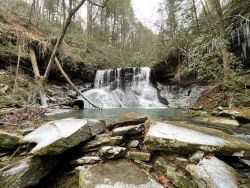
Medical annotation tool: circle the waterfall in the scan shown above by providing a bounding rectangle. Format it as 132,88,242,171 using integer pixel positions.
81,67,211,108
83,67,164,108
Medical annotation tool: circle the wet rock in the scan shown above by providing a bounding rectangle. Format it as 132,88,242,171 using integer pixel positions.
154,156,197,188
0,130,22,150
128,140,140,148
193,116,240,128
80,133,125,152
20,118,106,156
99,146,127,159
77,159,163,188
107,115,147,129
70,156,101,165
212,108,250,123
125,151,151,162
0,156,57,188
112,124,144,136
186,156,239,188
144,120,250,157
189,151,205,163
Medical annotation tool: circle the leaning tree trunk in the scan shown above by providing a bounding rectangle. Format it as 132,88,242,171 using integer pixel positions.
54,57,101,109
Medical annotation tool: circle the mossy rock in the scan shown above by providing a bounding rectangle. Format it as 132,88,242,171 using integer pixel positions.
0,130,22,150
154,156,197,188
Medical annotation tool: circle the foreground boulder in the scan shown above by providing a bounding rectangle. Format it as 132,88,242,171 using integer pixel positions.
0,156,57,188
20,118,106,155
77,159,163,188
144,120,250,157
186,156,239,188
0,130,22,150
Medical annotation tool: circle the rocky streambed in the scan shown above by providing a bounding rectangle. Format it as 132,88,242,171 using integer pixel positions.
0,114,250,188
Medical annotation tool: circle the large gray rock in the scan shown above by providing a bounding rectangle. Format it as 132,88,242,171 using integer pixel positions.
0,156,57,188
20,118,106,156
186,156,239,188
0,130,22,150
80,133,125,152
77,159,163,188
144,120,250,157
99,146,127,159
112,124,145,136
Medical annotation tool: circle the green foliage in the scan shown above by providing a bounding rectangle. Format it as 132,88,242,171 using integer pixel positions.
187,37,244,89
224,0,250,17
233,94,250,107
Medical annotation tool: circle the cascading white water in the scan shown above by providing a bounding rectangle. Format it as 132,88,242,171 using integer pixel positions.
83,67,164,108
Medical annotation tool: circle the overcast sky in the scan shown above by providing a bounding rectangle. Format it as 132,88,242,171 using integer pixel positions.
132,0,162,32
80,0,162,32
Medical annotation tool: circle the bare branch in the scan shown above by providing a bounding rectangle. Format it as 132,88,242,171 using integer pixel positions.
43,0,87,81
88,0,109,8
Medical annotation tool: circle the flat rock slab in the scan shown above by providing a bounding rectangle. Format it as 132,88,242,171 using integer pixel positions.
20,118,106,155
107,115,147,129
193,116,240,128
112,124,145,136
144,120,250,157
78,159,163,188
186,156,239,188
80,133,125,152
0,130,22,150
0,156,57,188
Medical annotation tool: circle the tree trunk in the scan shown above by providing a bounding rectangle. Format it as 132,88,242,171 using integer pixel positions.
192,0,198,24
85,0,93,54
211,0,229,68
12,44,22,94
54,57,101,109
30,47,47,106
